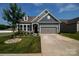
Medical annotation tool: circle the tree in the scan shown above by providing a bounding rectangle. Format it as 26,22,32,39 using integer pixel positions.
3,3,25,35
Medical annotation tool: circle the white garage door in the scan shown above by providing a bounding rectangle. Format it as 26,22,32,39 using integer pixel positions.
40,27,57,34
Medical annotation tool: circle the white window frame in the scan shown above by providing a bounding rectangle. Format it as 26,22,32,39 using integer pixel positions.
27,24,32,31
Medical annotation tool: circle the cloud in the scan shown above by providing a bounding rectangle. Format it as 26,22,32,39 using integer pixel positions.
56,4,79,13
33,3,43,6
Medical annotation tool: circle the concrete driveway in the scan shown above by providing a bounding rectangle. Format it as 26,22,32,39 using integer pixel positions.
40,34,79,56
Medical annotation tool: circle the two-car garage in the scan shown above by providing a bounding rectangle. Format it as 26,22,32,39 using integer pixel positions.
40,27,57,34
39,24,60,34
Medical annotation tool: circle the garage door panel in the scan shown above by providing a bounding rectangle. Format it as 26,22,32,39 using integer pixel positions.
40,27,57,34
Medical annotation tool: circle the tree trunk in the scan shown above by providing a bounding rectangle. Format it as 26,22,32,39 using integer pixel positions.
12,24,16,39
17,23,21,34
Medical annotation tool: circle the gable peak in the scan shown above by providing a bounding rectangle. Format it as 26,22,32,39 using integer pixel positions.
43,9,49,13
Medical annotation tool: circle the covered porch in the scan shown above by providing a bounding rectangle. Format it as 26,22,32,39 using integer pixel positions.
16,23,39,33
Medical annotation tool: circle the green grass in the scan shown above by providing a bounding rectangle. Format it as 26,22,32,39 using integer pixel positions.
0,33,13,36
0,33,41,53
61,32,79,40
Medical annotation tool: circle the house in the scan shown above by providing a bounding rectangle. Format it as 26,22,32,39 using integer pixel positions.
16,9,61,34
60,17,79,33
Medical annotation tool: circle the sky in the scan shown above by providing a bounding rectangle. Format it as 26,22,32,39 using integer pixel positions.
0,3,79,24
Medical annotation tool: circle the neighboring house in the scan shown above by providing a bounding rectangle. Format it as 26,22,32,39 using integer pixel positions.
60,17,79,33
16,9,61,34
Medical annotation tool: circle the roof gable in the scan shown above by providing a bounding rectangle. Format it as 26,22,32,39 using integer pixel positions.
38,14,59,23
32,9,48,22
32,9,61,23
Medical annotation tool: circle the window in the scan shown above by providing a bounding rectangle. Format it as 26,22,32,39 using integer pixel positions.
20,25,22,30
47,15,50,19
24,16,28,21
24,25,26,31
27,25,32,31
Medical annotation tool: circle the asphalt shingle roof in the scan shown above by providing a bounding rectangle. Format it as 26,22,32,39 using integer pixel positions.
19,16,36,24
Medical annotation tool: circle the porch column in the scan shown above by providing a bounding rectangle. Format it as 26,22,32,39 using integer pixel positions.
22,24,24,31
26,24,27,32
32,23,34,32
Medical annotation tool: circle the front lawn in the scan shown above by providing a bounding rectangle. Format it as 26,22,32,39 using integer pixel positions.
0,33,13,36
61,32,79,40
0,33,41,53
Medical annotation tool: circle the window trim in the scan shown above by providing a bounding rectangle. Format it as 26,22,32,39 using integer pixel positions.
27,25,32,31
24,25,26,31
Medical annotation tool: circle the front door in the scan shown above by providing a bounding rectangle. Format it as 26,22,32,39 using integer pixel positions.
33,24,38,33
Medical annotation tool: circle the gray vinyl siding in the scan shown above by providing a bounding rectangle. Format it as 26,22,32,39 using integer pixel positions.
39,23,60,33
39,14,59,23
60,23,77,33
